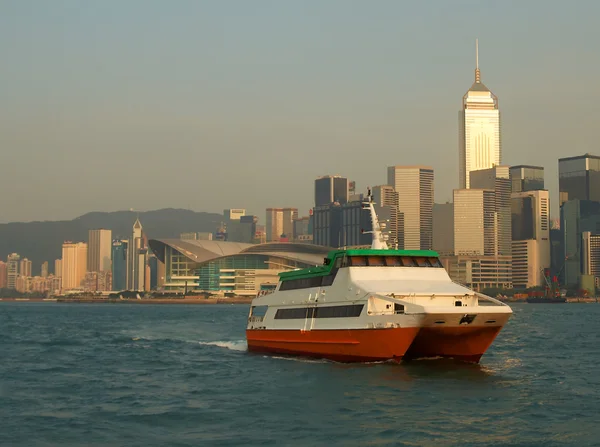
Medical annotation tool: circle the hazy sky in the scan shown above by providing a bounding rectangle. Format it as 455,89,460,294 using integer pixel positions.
1,0,599,223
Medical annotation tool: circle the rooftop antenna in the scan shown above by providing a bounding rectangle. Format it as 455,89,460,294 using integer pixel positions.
475,38,481,83
361,187,389,250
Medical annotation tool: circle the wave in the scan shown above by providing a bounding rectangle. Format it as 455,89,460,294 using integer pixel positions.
267,355,331,364
197,340,247,352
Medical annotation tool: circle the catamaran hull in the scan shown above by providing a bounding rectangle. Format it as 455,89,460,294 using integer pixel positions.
403,325,504,363
246,327,420,363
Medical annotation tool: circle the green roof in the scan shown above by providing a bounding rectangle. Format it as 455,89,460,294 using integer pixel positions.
278,248,440,281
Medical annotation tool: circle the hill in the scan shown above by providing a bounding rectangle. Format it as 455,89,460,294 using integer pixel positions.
0,209,223,274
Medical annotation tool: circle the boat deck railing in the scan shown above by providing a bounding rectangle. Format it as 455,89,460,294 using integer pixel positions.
248,316,264,323
255,290,275,299
367,310,405,316
384,289,509,307
473,292,510,307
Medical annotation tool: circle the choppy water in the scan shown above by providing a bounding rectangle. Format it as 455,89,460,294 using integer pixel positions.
1,303,600,446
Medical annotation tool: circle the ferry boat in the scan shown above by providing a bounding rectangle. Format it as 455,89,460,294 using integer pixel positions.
246,191,512,363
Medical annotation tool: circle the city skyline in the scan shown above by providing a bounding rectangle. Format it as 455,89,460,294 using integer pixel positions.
2,1,600,223
2,150,600,295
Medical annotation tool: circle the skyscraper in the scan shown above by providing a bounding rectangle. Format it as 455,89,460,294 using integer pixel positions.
88,229,112,273
265,208,284,242
0,261,7,288
282,208,298,239
313,198,372,248
561,200,600,286
227,215,258,243
148,253,158,290
558,154,600,206
459,40,501,189
387,166,434,250
41,261,49,278
446,189,512,291
511,190,550,288
223,209,246,222
6,253,20,289
510,165,544,193
54,259,62,278
127,218,148,291
292,215,312,242
582,232,600,285
433,202,454,256
112,240,128,291
453,189,496,256
61,242,88,290
223,209,247,242
470,166,512,257
312,203,342,247
19,258,32,278
341,200,372,247
314,175,349,206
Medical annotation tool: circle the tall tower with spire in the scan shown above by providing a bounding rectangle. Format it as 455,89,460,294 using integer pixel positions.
459,39,501,189
127,217,148,291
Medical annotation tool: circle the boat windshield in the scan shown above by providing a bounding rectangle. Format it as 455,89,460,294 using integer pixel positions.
345,255,442,268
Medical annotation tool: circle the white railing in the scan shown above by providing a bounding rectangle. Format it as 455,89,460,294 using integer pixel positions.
450,281,512,307
248,316,264,323
384,290,509,307
255,289,275,298
474,292,510,307
367,310,403,316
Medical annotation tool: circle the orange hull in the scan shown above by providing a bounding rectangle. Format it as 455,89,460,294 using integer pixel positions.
404,326,503,363
246,327,420,362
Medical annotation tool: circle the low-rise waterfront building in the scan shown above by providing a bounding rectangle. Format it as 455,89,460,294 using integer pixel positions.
148,240,331,296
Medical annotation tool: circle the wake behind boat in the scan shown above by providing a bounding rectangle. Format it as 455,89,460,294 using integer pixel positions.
246,190,512,363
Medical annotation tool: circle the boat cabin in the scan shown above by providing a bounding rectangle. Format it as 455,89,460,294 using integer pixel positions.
277,249,443,291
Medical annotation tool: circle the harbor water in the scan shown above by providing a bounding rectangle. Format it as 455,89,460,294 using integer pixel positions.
1,302,599,446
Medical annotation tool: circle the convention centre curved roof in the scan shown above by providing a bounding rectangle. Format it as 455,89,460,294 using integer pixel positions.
148,239,332,267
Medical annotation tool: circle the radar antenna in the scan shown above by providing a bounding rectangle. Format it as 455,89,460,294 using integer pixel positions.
361,188,389,250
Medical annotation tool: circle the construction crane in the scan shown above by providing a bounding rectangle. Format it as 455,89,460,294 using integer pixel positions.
541,255,569,297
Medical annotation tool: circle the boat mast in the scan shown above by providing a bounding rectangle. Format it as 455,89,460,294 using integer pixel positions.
363,188,389,250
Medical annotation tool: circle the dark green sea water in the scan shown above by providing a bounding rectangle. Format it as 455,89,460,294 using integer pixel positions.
1,303,599,446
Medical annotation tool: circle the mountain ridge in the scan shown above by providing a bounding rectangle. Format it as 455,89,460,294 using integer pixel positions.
0,208,223,273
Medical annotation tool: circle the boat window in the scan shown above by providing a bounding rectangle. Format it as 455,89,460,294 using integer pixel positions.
274,307,314,319
344,255,443,267
367,256,385,266
334,257,343,268
279,268,340,291
394,303,405,314
279,276,318,291
275,304,364,320
428,257,443,268
349,256,368,266
400,257,416,267
250,306,268,317
414,257,430,267
384,256,402,266
321,273,336,287
419,257,433,267
315,304,363,318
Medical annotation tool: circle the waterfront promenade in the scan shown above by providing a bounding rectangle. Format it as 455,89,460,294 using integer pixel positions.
0,296,254,305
